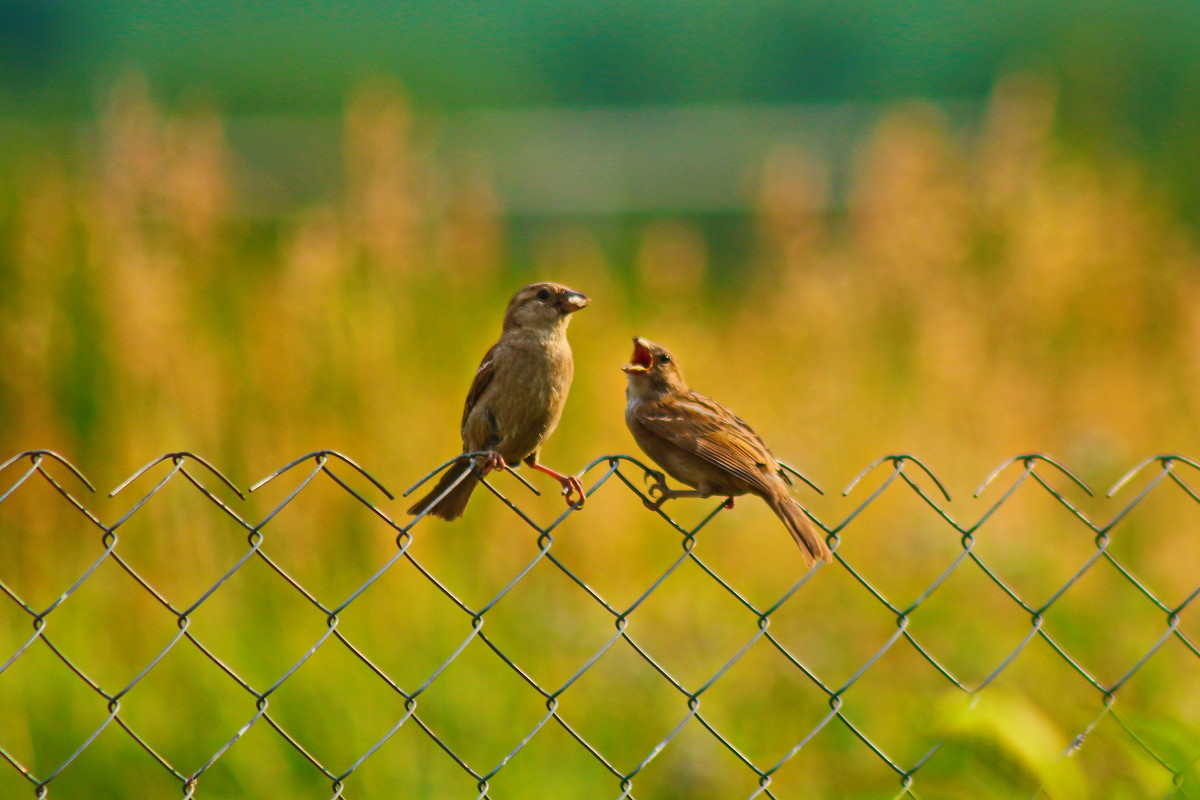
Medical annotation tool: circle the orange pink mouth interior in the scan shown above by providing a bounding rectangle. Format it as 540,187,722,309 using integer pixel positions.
629,340,653,369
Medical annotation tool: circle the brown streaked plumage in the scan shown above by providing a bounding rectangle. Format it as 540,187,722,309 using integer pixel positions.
407,282,590,520
622,337,832,566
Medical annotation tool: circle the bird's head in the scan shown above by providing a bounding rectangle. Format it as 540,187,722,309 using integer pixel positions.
503,282,590,332
622,337,687,398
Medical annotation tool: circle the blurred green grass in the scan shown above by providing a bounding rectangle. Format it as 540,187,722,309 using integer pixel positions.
1,75,1198,797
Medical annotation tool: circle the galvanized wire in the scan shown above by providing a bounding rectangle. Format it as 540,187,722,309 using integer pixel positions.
0,449,1196,798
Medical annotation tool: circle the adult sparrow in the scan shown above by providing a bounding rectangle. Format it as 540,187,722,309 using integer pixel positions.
407,282,590,520
622,337,832,566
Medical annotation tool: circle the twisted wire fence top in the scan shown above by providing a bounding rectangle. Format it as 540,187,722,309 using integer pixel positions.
0,449,1197,799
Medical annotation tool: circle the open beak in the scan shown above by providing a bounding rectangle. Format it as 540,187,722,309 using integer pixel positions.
557,290,590,314
622,336,654,373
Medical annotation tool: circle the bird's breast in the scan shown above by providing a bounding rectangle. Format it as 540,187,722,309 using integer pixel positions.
467,337,573,461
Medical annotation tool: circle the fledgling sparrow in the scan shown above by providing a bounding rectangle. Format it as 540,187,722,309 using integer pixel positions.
622,337,832,566
407,282,590,520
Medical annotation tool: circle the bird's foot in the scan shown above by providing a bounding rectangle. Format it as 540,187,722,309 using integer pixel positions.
561,475,586,508
723,497,735,509
530,462,586,509
644,481,672,511
642,468,667,489
476,451,507,476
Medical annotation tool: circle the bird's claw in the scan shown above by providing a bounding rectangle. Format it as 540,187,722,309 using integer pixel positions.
642,469,667,488
561,475,585,509
643,481,670,511
476,451,507,476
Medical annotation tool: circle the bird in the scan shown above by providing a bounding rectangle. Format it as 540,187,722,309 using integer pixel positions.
622,336,832,566
407,282,590,520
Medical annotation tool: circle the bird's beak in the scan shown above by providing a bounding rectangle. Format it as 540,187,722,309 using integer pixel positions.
622,336,653,373
557,291,590,314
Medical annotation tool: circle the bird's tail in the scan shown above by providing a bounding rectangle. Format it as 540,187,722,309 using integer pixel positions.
407,463,479,521
767,493,832,567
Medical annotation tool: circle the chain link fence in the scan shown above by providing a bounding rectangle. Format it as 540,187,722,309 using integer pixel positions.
1,449,1197,798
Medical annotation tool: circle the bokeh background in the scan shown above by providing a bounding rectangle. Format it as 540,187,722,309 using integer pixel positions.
1,1,1198,797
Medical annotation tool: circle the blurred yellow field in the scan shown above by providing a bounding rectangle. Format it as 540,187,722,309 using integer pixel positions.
1,75,1197,797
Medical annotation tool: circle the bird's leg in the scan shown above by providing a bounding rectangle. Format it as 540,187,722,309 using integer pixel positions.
644,483,712,511
723,497,735,509
527,461,585,508
474,451,507,476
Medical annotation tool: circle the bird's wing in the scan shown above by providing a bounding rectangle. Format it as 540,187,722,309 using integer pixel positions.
461,342,499,432
635,392,780,493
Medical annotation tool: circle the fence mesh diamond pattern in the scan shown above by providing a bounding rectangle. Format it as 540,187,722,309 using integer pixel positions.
0,449,1197,798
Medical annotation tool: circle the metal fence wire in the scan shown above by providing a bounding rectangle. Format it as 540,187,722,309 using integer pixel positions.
0,449,1197,799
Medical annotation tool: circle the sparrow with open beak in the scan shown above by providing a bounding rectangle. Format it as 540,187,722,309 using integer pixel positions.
622,337,832,566
408,282,590,520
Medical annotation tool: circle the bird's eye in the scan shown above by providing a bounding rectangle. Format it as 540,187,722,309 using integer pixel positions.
658,354,671,364
536,288,551,301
